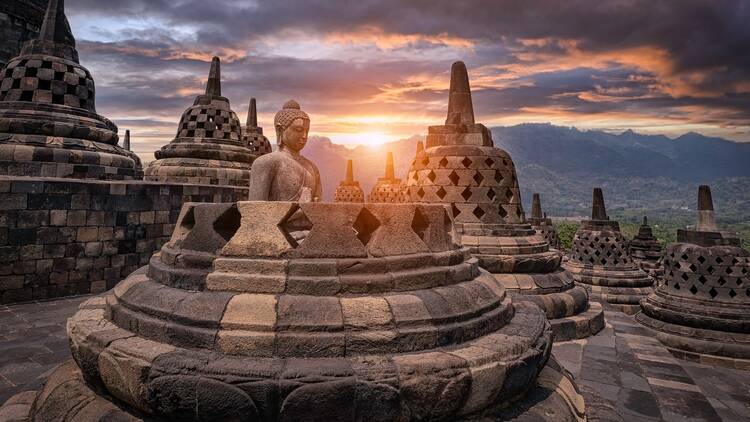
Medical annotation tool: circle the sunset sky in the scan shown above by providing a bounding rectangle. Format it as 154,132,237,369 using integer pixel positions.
61,0,750,159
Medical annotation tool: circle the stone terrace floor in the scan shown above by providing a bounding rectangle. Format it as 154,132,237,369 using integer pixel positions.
1,297,749,421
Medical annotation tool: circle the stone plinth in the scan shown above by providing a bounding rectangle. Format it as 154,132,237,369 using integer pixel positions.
408,62,603,341
334,159,364,203
368,151,407,203
0,176,247,304
636,186,750,369
629,216,664,283
16,201,586,421
145,57,257,186
563,188,653,314
0,0,142,180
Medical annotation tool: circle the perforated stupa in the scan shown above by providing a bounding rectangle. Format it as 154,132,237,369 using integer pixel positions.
368,151,408,203
333,159,364,203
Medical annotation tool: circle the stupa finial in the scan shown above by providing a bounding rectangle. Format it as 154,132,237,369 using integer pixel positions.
39,0,74,46
123,130,131,151
445,61,475,126
345,159,354,183
531,193,542,221
642,216,648,226
385,152,395,180
205,57,221,97
696,185,718,231
591,188,608,221
247,97,257,127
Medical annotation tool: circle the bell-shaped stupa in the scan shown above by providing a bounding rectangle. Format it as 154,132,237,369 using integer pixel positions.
563,188,653,314
629,216,664,283
530,193,562,250
636,186,750,369
0,0,142,179
242,97,272,155
13,200,587,420
368,151,408,203
408,61,603,341
333,159,364,202
145,57,253,186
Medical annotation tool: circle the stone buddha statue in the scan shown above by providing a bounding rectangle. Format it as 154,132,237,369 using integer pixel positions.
247,100,322,202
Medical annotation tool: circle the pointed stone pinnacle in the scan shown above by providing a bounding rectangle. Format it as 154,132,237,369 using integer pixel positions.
39,0,73,46
591,188,608,221
416,140,424,155
385,152,395,180
346,159,354,183
445,61,475,126
531,193,542,221
205,57,221,97
696,185,717,231
123,130,131,151
247,97,257,127
642,216,648,226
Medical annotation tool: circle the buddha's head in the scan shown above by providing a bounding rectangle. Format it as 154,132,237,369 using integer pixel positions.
274,100,310,153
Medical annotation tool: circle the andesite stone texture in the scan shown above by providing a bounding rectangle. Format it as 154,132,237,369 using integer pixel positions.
368,151,408,203
145,57,262,186
408,61,603,342
628,216,664,283
10,200,586,421
0,0,47,69
0,0,143,180
563,188,654,314
636,185,750,370
530,193,562,250
334,159,364,203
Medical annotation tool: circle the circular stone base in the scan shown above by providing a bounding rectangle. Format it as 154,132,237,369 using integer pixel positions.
548,302,605,342
635,312,750,370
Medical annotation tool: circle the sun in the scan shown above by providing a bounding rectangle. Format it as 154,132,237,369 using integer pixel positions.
358,132,389,147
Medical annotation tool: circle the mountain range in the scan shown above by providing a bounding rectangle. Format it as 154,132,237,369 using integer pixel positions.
304,124,750,223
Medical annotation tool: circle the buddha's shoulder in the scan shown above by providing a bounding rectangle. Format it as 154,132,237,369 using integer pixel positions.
252,151,285,167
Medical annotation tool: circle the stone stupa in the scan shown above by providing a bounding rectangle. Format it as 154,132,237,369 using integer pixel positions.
9,200,588,421
368,151,408,203
530,193,562,250
0,0,142,179
629,216,664,283
563,188,653,314
145,57,253,186
408,61,603,341
242,97,272,155
333,159,365,202
636,185,750,369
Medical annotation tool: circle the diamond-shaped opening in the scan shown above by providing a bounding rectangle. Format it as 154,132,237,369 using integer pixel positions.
698,275,707,284
681,273,689,281
180,206,196,231
417,187,425,198
485,158,494,167
681,254,689,260
473,172,484,185
213,205,241,242
729,289,737,298
505,188,513,201
707,265,715,274
674,282,681,290
689,285,698,295
601,258,608,265
353,207,381,246
448,171,460,185
494,171,504,183
689,264,697,272
709,287,718,298
461,157,472,167
411,207,430,242
746,288,750,297
726,267,733,274
473,206,485,220
451,203,461,218
439,157,449,167
461,187,472,201
427,170,437,182
697,255,706,264
436,187,447,199
498,205,508,218
717,277,726,286
716,256,724,264
487,188,496,200
421,157,430,166
278,205,314,248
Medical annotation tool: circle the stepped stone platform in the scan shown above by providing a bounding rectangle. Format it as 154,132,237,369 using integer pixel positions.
636,186,750,370
408,62,603,342
564,189,653,315
0,201,589,421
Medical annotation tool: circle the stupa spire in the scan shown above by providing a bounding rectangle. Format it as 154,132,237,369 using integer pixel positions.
345,159,354,183
591,188,608,221
385,151,395,180
696,185,717,231
205,57,221,97
39,0,73,46
531,193,542,221
643,216,648,226
416,140,424,155
247,97,257,127
123,130,131,151
446,61,475,126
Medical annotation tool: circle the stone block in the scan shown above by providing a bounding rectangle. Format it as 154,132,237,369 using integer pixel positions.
67,210,87,226
277,295,343,330
341,297,393,328
50,210,67,226
77,227,99,242
216,330,275,357
221,294,277,330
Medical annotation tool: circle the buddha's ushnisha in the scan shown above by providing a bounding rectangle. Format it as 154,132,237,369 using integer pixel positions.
248,100,322,202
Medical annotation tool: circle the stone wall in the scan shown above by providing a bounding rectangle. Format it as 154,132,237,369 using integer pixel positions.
0,0,46,69
0,177,247,304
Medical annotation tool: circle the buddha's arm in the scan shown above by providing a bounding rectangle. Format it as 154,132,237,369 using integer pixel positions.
247,158,275,200
312,166,323,202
